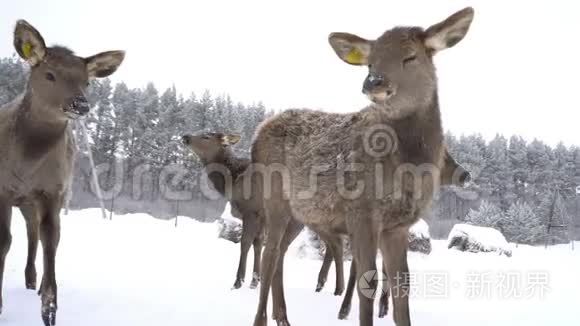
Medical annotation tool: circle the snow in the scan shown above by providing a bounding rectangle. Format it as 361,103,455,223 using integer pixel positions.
448,223,511,256
410,218,430,239
0,208,579,326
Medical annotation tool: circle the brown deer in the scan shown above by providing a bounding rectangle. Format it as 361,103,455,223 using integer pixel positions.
182,132,348,295
0,20,124,325
182,132,264,289
249,7,474,326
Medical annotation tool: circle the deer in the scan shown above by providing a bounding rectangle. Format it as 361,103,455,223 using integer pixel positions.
0,20,124,326
182,132,264,290
182,132,349,295
248,7,474,326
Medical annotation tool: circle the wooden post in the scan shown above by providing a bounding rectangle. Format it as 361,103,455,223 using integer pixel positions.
109,193,115,220
174,201,180,227
78,121,107,220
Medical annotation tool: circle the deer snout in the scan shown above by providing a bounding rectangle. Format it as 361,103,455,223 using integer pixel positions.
182,135,192,145
458,167,472,187
66,95,90,117
364,73,384,90
363,73,396,99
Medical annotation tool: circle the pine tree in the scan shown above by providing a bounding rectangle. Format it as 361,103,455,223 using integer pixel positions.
537,191,570,244
464,200,503,230
111,82,136,157
553,143,576,198
134,83,160,166
527,140,557,212
504,202,543,244
88,78,116,164
481,135,512,210
508,136,529,202
0,56,27,106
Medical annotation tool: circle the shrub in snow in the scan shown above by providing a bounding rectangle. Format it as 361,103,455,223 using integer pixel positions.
294,228,325,260
216,203,242,243
408,219,432,254
447,224,512,257
294,228,352,260
216,218,242,243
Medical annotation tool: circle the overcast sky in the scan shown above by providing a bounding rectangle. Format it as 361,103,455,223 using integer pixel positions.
1,0,578,147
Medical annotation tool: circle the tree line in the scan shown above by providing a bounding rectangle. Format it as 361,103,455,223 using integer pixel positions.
1,55,579,242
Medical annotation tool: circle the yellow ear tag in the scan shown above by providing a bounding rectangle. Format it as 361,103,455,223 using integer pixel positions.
346,48,364,64
22,42,33,59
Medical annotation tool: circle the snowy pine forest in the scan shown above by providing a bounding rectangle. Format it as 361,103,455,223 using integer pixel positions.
1,55,579,244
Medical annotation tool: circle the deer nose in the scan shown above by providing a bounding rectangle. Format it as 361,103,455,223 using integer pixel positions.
363,73,384,93
182,135,192,145
458,167,472,186
71,95,90,115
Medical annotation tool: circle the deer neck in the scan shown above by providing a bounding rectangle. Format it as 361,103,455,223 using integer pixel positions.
392,92,444,165
203,150,235,197
13,92,70,160
365,91,444,165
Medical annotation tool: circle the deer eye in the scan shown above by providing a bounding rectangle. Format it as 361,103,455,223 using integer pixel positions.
402,55,417,66
201,135,210,140
45,72,56,82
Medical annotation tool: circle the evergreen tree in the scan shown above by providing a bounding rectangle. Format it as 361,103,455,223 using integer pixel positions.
111,82,137,157
0,56,27,106
504,202,544,244
536,191,570,244
481,135,512,210
527,139,554,206
508,135,529,202
464,200,503,231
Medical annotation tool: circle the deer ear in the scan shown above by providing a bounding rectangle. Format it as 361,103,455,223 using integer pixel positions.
85,51,125,78
424,7,474,54
13,20,46,66
222,134,241,146
328,32,372,66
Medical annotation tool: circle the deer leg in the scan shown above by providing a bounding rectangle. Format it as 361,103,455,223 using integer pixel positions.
351,222,378,326
315,236,333,292
38,195,62,326
250,229,263,289
21,204,39,290
253,203,291,326
380,228,411,326
233,215,258,289
338,259,356,320
0,201,12,315
378,260,390,318
271,219,303,326
326,235,345,296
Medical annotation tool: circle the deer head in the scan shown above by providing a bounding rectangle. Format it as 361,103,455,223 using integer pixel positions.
182,132,241,163
14,20,125,121
329,7,474,119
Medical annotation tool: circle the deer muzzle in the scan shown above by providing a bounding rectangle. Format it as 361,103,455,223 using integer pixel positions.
64,94,90,118
363,72,396,101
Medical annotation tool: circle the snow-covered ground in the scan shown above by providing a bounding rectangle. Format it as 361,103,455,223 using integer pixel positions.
1,208,579,326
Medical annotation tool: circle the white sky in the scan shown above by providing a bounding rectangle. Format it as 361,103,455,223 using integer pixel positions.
1,0,578,147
